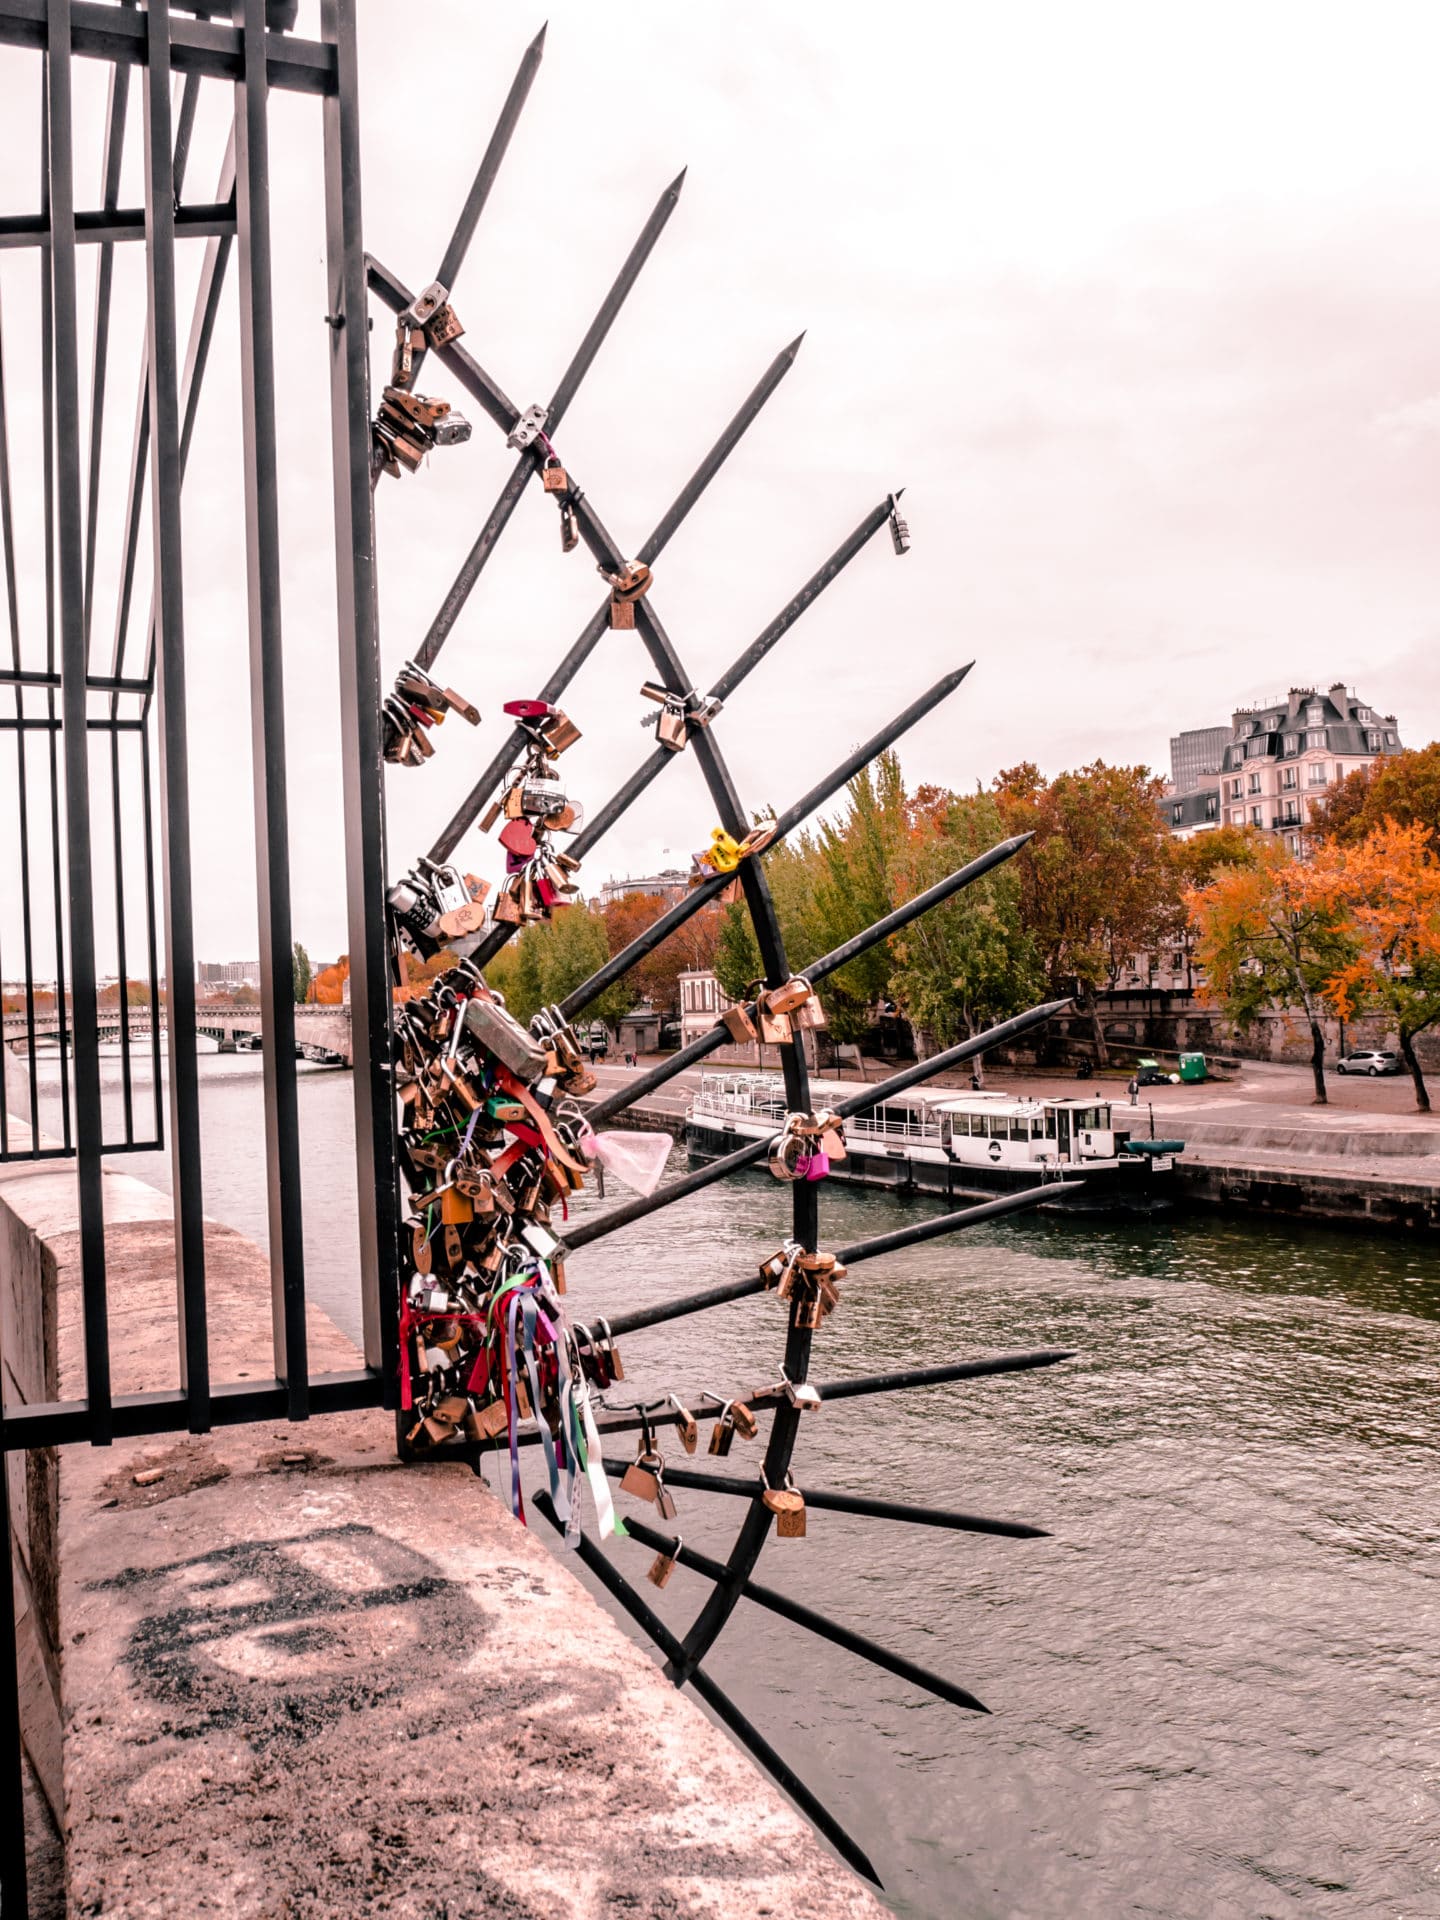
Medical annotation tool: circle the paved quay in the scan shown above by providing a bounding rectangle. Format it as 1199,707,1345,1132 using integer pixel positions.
591,1053,1440,1233
1,1158,886,1920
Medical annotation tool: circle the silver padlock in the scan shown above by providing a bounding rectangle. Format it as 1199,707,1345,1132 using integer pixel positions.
506,402,549,451
783,1375,822,1411
421,860,471,918
888,490,911,556
432,412,472,448
401,280,449,330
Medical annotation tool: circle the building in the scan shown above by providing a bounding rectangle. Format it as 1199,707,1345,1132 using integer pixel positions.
196,960,261,987
1161,684,1403,851
678,968,733,1048
598,869,691,908
1170,726,1229,796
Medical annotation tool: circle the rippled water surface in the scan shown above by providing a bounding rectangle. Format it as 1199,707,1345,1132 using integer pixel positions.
35,1049,1440,1918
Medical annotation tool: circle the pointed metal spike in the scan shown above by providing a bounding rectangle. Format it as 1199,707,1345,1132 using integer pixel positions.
596,1181,1087,1337
529,20,549,51
786,330,807,356
667,165,689,196
618,1515,991,1714
547,173,687,427
436,21,549,293
529,1494,884,1887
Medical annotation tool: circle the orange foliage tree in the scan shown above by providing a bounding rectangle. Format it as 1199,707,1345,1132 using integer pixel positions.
1187,843,1355,1104
601,891,723,1016
1305,821,1440,1111
313,956,350,1005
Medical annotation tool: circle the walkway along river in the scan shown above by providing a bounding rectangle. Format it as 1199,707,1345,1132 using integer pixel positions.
35,1045,1440,1918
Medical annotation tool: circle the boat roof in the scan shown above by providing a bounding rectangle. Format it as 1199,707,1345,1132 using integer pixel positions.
696,1071,1111,1114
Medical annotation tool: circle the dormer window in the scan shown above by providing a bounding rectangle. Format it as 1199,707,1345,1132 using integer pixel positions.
1305,702,1323,726
1357,706,1372,722
1282,733,1298,754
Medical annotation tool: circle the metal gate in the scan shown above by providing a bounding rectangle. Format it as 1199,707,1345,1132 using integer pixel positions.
0,6,1079,1911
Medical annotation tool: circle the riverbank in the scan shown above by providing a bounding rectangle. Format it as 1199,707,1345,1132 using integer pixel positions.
592,1057,1440,1236
0,1157,885,1919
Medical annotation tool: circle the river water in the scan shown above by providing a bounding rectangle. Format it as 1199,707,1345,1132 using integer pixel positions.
28,1046,1440,1919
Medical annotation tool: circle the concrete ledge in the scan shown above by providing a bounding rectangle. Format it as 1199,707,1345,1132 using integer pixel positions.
1178,1119,1440,1159
1,1164,886,1919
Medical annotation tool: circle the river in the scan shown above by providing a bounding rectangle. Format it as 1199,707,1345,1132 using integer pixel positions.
28,1045,1440,1919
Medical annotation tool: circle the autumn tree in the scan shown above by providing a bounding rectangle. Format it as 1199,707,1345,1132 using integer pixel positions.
888,790,1042,1068
313,956,349,1005
1187,845,1354,1103
1307,822,1440,1111
601,891,724,1015
994,760,1173,1065
1310,743,1440,853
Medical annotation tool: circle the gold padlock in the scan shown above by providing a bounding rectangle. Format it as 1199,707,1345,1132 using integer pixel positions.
542,457,568,493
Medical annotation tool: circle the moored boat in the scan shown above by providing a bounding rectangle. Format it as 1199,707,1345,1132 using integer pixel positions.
685,1073,1183,1213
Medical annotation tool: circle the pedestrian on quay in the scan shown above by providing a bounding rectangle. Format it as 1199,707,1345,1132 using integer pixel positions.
1128,1075,1139,1106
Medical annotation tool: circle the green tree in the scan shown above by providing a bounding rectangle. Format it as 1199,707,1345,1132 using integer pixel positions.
292,941,313,1005
888,791,1043,1068
490,910,635,1032
713,900,762,1004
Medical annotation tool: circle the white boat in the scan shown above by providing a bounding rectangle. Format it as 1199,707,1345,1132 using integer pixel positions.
685,1073,1183,1214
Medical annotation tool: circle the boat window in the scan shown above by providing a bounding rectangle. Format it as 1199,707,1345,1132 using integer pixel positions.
1008,1117,1030,1142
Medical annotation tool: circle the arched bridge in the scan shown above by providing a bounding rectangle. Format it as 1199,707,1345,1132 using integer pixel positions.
2,1005,353,1065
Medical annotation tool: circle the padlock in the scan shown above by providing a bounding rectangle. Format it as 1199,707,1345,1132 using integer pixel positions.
708,1409,735,1457
506,402,549,451
762,1478,806,1538
783,1376,822,1412
559,501,578,553
656,702,688,751
763,978,812,1017
596,1317,624,1382
647,1543,680,1589
400,280,450,332
722,1004,758,1046
542,456,568,493
621,1450,662,1502
609,592,635,630
668,1396,698,1455
426,302,465,350
730,1402,759,1441
795,1293,823,1331
758,1003,793,1046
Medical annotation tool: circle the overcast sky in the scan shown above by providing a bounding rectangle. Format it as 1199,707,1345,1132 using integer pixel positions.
2,0,1439,972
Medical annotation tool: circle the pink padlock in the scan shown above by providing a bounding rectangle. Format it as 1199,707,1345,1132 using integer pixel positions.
795,1151,830,1182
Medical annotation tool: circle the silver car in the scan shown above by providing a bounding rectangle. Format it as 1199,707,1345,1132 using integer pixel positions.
1335,1049,1401,1076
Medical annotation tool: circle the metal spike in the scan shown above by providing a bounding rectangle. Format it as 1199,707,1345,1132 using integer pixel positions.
617,1515,991,1712
435,25,547,293
426,336,805,860
597,1181,1086,1338
529,1492,883,1886
608,1473,1047,1542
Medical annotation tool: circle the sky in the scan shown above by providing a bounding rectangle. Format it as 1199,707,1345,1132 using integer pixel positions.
2,0,1439,972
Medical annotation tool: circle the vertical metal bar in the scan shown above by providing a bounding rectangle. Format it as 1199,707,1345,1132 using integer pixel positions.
82,54,129,649
47,0,111,1436
108,732,133,1141
143,0,209,1433
0,289,40,1149
0,1455,31,1917
40,88,72,1153
322,0,398,1390
139,726,162,1140
234,0,307,1417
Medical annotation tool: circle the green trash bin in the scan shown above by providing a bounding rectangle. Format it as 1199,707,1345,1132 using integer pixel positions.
1178,1051,1207,1083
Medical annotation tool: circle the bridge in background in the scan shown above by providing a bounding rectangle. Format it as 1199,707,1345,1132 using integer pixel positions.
2,1005,354,1064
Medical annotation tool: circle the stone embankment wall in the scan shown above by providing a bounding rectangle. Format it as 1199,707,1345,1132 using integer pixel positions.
0,1161,886,1920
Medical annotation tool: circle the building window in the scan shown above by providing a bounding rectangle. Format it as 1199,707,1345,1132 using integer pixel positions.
1357,706,1372,722
1246,737,1266,758
1308,763,1329,786
1229,778,1243,799
1247,771,1262,793
1282,733,1298,755
1229,808,1244,825
1172,805,1182,825
1385,730,1397,745
1282,802,1299,824
1249,806,1263,826
1281,767,1297,790
1286,834,1300,854
1204,797,1217,819
1306,702,1323,726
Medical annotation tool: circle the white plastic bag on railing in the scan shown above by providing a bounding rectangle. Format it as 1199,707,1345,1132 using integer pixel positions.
578,1124,672,1197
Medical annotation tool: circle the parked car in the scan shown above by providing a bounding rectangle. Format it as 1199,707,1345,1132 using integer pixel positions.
1335,1049,1401,1076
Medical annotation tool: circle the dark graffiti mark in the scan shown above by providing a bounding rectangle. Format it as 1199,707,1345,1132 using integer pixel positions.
89,1524,487,1752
